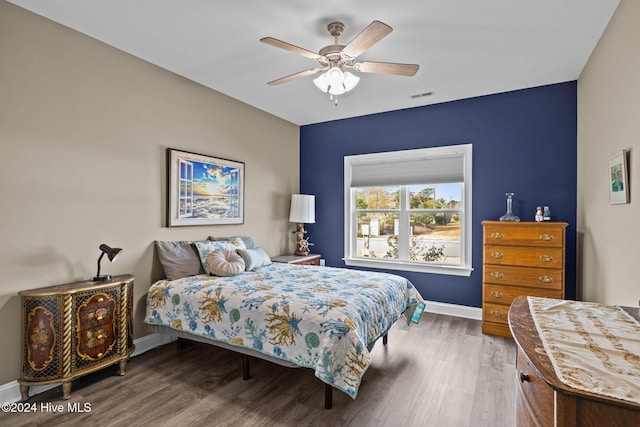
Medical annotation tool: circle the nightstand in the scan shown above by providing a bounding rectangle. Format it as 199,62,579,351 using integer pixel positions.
18,274,135,400
271,254,321,266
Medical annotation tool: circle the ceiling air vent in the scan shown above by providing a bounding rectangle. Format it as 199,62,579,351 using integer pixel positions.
410,91,434,99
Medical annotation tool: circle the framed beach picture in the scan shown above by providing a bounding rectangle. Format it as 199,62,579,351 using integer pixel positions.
607,150,629,205
167,148,244,226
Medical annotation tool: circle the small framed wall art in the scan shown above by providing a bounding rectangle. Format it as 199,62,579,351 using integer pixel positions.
607,150,630,205
167,148,244,226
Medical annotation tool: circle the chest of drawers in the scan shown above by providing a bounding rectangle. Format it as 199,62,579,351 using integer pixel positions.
482,221,567,337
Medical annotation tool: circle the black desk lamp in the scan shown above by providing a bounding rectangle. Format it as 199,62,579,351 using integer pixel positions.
94,243,122,282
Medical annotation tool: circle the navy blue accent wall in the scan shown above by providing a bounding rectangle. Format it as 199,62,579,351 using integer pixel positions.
299,82,577,308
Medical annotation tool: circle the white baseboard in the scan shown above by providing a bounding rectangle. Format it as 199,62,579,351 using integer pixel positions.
0,332,174,404
1,303,479,404
424,300,482,320
0,381,22,405
132,331,174,356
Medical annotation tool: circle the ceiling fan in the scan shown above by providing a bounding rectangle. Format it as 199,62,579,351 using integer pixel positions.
260,21,419,105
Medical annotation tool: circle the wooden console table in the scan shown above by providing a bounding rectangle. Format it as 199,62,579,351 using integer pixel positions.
509,296,640,426
18,274,135,400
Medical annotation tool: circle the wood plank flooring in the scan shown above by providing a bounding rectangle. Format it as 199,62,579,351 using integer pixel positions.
3,312,516,427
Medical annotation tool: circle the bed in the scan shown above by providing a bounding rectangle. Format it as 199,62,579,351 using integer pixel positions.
145,238,424,408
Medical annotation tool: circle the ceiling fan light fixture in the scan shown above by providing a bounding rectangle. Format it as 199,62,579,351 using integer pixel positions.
313,67,360,98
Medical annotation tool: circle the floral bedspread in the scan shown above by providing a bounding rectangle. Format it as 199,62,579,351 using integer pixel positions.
145,263,423,398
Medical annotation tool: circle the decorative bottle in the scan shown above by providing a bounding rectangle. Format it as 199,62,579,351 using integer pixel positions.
499,193,520,222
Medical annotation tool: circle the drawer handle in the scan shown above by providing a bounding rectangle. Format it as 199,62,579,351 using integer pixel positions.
490,271,504,279
490,291,504,298
539,255,554,262
491,232,504,239
490,310,503,318
491,252,504,259
540,234,554,241
539,276,554,283
98,297,104,302
519,372,530,383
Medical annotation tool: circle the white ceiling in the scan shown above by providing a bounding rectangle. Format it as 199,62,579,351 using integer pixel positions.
9,0,620,126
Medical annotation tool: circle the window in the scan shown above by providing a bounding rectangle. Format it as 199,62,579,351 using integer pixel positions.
178,159,194,218
344,144,472,276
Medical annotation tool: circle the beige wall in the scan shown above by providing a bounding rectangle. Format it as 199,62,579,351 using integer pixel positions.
0,1,299,385
577,0,639,305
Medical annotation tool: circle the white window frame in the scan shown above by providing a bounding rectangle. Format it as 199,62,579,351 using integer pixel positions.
344,144,473,276
178,159,194,218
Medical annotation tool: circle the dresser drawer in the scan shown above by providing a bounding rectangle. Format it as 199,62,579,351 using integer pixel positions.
483,264,563,289
484,245,563,269
484,222,565,247
484,284,563,305
483,302,510,326
516,347,554,426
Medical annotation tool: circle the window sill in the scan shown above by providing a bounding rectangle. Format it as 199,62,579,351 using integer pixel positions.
344,257,473,276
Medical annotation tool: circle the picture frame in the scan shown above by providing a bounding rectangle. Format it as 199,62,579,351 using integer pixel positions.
167,148,244,226
607,150,629,205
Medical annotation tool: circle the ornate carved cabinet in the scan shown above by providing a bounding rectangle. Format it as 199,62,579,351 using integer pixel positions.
482,221,567,337
18,274,134,400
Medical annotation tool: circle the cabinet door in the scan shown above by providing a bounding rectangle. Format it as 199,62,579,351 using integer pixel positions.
21,295,63,381
76,292,117,361
25,306,57,372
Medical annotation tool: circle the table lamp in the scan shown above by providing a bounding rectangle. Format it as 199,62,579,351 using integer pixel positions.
94,243,122,282
289,194,315,256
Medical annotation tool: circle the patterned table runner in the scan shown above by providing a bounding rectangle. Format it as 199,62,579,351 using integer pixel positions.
528,296,640,404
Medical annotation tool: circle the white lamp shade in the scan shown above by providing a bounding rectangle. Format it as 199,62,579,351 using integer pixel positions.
313,68,360,96
289,194,315,223
342,71,360,92
313,72,331,93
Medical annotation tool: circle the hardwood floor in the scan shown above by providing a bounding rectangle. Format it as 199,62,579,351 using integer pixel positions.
4,312,516,427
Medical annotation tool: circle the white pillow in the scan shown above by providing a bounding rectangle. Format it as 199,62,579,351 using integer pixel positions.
206,249,246,277
237,247,272,271
192,240,236,274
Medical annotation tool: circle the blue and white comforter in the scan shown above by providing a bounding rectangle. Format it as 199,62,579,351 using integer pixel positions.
145,263,423,398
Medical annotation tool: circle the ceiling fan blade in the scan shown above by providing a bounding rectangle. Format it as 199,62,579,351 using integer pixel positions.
267,68,323,85
355,61,419,76
260,37,324,61
342,21,393,59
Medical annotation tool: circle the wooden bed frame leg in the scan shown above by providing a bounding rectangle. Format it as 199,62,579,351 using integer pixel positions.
242,354,250,380
383,333,388,346
325,383,333,409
